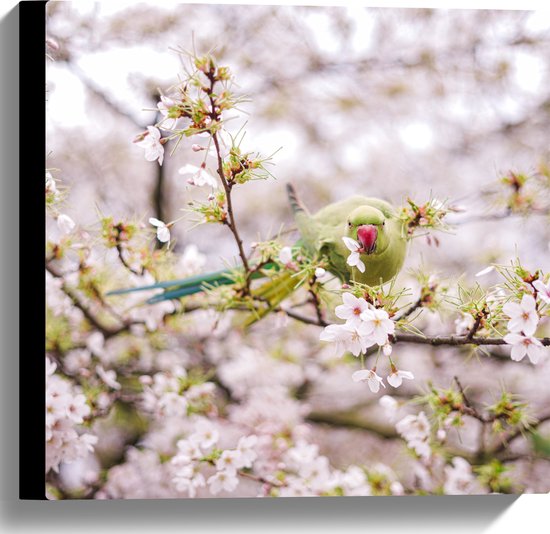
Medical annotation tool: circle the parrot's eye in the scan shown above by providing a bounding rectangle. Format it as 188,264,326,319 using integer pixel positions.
348,222,352,227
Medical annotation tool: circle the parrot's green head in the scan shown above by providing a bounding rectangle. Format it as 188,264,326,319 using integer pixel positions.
347,206,389,255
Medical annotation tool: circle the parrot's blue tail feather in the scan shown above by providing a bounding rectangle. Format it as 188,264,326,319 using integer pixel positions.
145,278,234,304
106,269,233,296
107,264,279,305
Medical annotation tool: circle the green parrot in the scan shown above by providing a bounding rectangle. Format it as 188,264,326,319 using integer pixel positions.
108,184,408,322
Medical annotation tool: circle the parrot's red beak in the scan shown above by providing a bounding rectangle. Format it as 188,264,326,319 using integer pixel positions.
357,225,378,255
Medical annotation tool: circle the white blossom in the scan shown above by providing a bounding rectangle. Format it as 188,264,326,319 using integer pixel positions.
387,368,415,388
342,237,365,273
157,392,188,417
236,435,258,469
207,470,239,495
46,358,97,473
379,395,399,419
352,368,385,393
136,126,164,165
189,419,219,449
215,449,244,473
503,332,545,364
157,95,180,129
66,394,91,424
320,322,376,357
57,214,76,235
173,464,206,498
444,457,482,495
533,279,550,305
178,244,206,276
149,217,171,244
96,365,121,390
454,313,475,335
179,163,218,188
396,411,432,460
503,294,539,336
319,324,352,357
278,246,293,266
359,306,395,345
335,292,370,327
46,171,58,197
86,331,105,357
174,439,203,464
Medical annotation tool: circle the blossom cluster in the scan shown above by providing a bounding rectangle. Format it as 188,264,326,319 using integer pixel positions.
503,292,548,364
141,370,216,419
395,411,432,461
46,358,97,474
171,418,258,497
320,293,413,392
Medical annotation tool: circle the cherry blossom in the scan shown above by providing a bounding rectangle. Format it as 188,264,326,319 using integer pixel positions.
57,213,76,235
533,279,550,305
174,439,203,464
157,392,188,417
444,457,483,495
178,244,206,276
207,470,239,495
215,449,244,473
46,358,97,473
278,246,293,266
314,267,326,278
352,368,385,393
335,292,370,327
359,306,395,345
96,365,121,390
235,435,258,468
319,324,355,357
149,217,171,244
503,332,545,364
454,312,475,335
190,419,220,449
379,395,399,419
173,464,206,498
502,294,539,335
179,163,218,188
46,171,57,196
342,237,366,273
387,368,415,388
66,394,91,424
136,126,164,165
395,411,431,460
157,95,180,129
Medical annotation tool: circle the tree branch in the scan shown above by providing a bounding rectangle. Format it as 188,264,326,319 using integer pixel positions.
46,262,143,339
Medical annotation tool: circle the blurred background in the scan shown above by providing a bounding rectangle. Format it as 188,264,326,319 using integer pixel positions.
45,2,550,496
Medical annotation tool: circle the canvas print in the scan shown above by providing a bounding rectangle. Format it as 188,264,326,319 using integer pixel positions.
45,2,550,499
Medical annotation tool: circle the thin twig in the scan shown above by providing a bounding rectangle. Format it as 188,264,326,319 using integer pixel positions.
491,412,550,456
206,72,251,287
394,297,423,322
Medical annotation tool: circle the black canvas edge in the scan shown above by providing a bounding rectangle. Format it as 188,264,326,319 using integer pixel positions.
19,0,47,500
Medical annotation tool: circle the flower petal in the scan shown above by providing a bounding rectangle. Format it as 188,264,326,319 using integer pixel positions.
342,237,360,252
352,370,371,382
149,217,163,227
